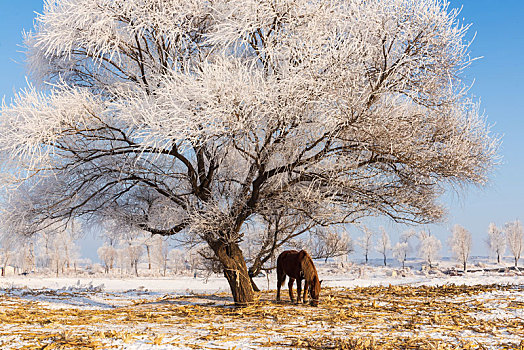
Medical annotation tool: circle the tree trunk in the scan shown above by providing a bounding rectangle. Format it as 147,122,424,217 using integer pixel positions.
249,276,261,292
463,261,467,272
211,241,255,306
497,253,500,264
146,245,151,270
383,255,387,266
515,257,518,268
247,266,261,292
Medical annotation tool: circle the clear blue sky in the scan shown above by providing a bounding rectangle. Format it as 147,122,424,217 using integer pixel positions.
0,1,523,261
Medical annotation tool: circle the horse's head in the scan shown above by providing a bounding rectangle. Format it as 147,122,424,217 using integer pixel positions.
309,278,322,307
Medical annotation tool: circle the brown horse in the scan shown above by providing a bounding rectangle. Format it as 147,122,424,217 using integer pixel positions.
276,250,322,306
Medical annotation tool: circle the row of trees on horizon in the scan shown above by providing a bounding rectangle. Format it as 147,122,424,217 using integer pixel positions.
1,219,522,277
359,220,523,272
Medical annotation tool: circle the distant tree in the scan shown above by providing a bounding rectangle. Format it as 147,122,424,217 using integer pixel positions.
98,243,117,273
151,235,170,276
48,233,68,276
29,224,79,275
448,224,472,272
399,229,416,258
115,248,126,275
126,243,144,277
505,220,523,267
400,229,417,243
168,249,187,275
57,226,81,270
18,241,36,274
487,223,505,264
143,235,154,271
392,242,409,269
376,227,391,266
35,231,52,270
357,226,375,264
418,231,441,269
0,236,16,276
301,227,354,263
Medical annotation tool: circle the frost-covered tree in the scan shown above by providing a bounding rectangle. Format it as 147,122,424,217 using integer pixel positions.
35,231,52,270
0,0,498,305
18,241,36,274
357,226,375,264
142,236,154,271
151,235,170,276
42,228,80,276
376,227,391,266
448,224,472,272
392,242,409,269
168,249,187,275
505,220,523,267
0,234,17,276
392,229,415,267
115,248,126,275
125,242,144,277
418,231,441,269
98,243,117,273
487,223,505,264
56,226,81,271
297,227,354,263
400,229,417,243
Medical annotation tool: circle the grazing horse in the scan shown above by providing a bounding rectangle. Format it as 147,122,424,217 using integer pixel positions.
276,250,322,306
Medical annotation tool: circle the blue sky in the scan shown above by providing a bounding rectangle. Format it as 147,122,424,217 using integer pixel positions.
0,1,523,262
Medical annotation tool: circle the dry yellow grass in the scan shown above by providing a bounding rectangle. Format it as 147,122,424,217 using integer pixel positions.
0,284,522,349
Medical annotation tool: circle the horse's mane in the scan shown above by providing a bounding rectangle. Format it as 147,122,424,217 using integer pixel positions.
299,250,318,282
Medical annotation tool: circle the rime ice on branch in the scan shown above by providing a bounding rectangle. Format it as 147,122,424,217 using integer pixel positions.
0,0,499,305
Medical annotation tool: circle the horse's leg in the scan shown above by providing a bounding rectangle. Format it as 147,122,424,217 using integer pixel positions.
303,280,309,303
296,278,302,305
276,268,285,302
288,278,295,303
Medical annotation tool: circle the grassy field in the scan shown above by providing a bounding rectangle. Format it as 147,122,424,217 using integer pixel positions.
0,283,522,349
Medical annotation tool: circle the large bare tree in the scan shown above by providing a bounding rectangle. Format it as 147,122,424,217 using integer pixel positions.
0,0,498,305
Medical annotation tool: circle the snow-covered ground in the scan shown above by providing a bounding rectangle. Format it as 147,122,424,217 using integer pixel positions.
0,260,522,349
2,259,522,293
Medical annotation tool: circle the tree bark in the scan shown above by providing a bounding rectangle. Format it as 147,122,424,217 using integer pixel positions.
211,241,255,306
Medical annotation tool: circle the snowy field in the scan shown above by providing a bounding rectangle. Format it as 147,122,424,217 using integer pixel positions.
0,261,523,349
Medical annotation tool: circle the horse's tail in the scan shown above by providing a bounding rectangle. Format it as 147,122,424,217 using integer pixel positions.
276,253,286,286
